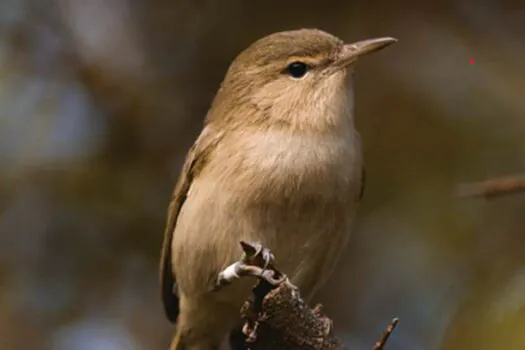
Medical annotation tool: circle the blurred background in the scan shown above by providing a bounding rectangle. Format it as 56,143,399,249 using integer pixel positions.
1,0,525,349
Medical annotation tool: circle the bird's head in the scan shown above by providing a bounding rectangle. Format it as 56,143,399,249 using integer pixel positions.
208,29,396,132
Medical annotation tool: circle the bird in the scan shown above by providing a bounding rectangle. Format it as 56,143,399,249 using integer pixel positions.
159,28,396,350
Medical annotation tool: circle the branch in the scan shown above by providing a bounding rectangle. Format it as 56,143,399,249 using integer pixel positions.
217,241,399,350
456,175,525,198
374,318,399,350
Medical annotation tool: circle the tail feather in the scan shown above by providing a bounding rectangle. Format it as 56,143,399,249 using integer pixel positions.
161,242,180,323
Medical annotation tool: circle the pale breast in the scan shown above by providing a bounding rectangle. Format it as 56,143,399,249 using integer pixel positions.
207,129,361,294
208,129,361,201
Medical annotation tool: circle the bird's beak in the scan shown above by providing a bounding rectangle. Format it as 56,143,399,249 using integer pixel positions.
337,37,397,67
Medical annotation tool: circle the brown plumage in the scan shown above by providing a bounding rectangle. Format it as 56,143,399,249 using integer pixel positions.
159,28,396,350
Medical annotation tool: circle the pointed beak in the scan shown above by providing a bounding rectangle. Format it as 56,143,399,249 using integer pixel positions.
336,37,397,67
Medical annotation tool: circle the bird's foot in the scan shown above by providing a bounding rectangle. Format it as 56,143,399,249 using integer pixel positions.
214,241,286,290
240,241,274,269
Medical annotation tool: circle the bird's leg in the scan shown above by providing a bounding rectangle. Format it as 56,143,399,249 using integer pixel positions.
214,241,285,290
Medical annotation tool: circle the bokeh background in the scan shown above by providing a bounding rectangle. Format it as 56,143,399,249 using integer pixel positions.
1,0,525,349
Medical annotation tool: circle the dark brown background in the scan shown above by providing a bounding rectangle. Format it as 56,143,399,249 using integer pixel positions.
1,0,525,349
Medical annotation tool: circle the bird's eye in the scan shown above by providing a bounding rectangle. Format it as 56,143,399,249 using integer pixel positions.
286,61,310,79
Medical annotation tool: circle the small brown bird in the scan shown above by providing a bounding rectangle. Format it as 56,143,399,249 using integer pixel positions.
160,28,396,350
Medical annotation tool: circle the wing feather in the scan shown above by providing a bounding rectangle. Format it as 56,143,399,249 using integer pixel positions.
159,126,222,322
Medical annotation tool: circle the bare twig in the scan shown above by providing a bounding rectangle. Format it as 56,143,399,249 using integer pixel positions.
374,318,399,350
456,175,525,198
216,241,399,350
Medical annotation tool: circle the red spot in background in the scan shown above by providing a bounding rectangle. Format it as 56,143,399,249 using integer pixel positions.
469,58,475,64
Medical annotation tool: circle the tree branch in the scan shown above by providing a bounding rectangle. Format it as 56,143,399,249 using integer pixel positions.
456,175,525,198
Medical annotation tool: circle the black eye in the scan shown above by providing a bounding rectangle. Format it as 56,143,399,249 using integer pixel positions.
286,61,309,79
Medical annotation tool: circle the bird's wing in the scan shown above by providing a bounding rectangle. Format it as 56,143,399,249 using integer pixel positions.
159,125,223,323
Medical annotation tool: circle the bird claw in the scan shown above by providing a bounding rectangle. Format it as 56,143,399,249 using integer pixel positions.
242,264,286,286
240,241,274,269
239,241,284,285
214,241,286,290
